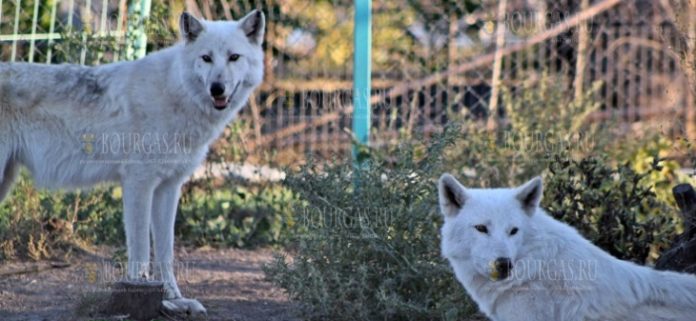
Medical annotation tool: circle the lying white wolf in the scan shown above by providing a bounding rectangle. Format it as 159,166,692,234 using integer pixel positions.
0,10,265,316
437,174,696,321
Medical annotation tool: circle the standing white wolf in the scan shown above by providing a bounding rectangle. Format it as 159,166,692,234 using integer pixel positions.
0,10,265,316
437,174,696,321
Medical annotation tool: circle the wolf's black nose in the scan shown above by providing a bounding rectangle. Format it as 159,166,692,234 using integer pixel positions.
495,257,513,278
210,82,225,97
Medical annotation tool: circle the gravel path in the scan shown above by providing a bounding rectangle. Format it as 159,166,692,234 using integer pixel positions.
0,247,297,321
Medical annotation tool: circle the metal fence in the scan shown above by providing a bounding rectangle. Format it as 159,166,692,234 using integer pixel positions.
0,0,126,63
1,0,694,165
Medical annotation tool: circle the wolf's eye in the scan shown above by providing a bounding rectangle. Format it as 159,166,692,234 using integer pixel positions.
228,54,240,62
510,227,519,236
201,55,212,63
474,225,488,234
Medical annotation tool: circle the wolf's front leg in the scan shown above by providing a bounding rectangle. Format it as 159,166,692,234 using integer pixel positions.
151,180,206,317
122,178,156,279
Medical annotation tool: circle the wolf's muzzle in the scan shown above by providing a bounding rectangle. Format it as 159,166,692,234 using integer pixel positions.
211,82,242,111
491,257,513,280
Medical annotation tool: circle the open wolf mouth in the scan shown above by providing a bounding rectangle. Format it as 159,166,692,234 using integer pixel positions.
213,97,228,109
212,82,242,111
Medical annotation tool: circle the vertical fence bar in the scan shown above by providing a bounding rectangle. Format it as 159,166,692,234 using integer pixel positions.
113,0,127,62
99,0,109,35
11,0,21,61
352,0,372,163
28,0,40,62
67,0,75,29
80,0,93,65
46,0,59,63
126,0,152,60
96,0,109,63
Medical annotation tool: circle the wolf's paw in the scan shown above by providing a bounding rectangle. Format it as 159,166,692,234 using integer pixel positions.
161,298,207,319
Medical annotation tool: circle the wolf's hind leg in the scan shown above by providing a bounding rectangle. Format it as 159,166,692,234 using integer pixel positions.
0,159,19,202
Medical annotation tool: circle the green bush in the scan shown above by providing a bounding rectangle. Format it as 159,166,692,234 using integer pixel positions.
0,171,296,260
265,127,480,321
177,179,297,248
0,173,122,260
444,74,605,188
543,153,678,263
621,137,696,210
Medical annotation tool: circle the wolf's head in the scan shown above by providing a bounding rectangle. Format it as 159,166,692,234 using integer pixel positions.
177,10,265,112
437,174,543,282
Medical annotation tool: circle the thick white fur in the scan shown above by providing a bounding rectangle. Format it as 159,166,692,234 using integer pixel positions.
0,10,265,316
438,174,696,321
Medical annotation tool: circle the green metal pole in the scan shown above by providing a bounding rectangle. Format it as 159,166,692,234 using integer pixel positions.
126,0,152,60
352,0,372,163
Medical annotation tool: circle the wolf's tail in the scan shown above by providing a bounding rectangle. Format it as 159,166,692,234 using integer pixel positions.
0,160,19,202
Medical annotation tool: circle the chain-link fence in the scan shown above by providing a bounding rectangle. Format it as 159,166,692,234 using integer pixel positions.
2,0,694,166
250,0,695,164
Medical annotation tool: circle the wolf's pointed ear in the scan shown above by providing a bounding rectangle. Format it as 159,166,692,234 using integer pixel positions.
240,10,265,45
438,174,468,218
180,12,204,42
516,176,543,215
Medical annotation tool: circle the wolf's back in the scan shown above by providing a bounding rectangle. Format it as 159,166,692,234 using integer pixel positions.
649,269,696,306
615,267,696,321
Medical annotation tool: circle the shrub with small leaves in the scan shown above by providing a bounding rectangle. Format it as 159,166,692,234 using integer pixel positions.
543,153,679,263
445,73,605,188
0,172,123,260
177,179,297,248
265,127,481,321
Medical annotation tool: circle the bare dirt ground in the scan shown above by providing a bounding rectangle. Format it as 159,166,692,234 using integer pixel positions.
0,247,298,321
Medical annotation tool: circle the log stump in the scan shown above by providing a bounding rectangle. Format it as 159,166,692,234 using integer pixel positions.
102,280,164,321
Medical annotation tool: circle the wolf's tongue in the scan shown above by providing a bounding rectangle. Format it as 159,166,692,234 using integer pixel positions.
214,98,227,108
